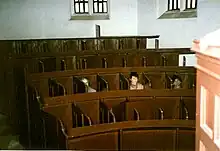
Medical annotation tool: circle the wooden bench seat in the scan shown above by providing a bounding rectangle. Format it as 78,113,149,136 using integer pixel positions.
39,90,195,133
13,48,194,73
27,67,196,97
25,82,196,149
62,120,195,150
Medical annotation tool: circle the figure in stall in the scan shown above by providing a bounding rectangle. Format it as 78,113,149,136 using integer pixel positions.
81,78,96,93
129,72,144,90
172,75,182,89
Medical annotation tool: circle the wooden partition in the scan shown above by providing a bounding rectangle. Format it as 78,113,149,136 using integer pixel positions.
192,39,220,151
66,120,195,151
0,36,198,150
26,88,196,150
13,48,194,73
27,67,196,98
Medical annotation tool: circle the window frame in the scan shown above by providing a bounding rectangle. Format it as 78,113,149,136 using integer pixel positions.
93,0,108,14
157,0,197,19
185,0,197,10
70,0,110,20
167,0,180,11
74,0,89,14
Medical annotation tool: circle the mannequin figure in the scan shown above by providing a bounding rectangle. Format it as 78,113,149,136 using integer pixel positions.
129,72,144,90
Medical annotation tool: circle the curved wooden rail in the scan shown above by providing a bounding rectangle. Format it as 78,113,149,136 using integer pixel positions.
29,66,195,80
67,119,195,138
43,89,195,107
60,120,195,150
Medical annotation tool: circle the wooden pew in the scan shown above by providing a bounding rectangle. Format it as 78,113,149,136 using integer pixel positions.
26,86,196,149
57,120,195,150
41,90,195,128
13,48,194,73
27,67,196,98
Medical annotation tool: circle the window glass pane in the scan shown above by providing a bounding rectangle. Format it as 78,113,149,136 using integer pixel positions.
178,0,180,8
94,2,98,12
80,3,84,13
103,2,107,12
75,3,80,13
174,0,177,9
169,0,172,10
99,3,103,12
187,0,191,8
192,0,196,8
85,3,88,12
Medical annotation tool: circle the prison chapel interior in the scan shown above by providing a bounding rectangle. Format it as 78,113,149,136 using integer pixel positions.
0,0,220,150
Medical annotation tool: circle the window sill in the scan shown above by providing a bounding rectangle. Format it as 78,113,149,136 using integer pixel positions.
70,14,110,20
158,9,197,19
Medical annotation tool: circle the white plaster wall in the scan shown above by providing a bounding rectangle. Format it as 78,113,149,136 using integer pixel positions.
138,0,220,48
0,0,137,40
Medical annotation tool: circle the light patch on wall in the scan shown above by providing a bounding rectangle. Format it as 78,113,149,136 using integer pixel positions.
199,140,206,151
179,54,196,66
147,38,159,49
156,0,167,18
214,95,220,149
200,86,213,139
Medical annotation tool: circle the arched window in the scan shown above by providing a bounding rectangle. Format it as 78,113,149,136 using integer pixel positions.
167,0,180,11
185,0,197,9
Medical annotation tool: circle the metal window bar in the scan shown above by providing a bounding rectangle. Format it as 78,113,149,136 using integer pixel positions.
195,0,197,9
74,0,89,14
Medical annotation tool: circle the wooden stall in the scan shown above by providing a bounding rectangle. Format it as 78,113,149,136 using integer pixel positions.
27,66,196,97
192,32,220,151
0,35,197,150
27,89,196,150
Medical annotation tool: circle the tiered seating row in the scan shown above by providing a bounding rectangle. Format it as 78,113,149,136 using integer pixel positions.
12,36,159,55
27,87,196,150
67,120,195,150
28,67,196,98
15,49,193,73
